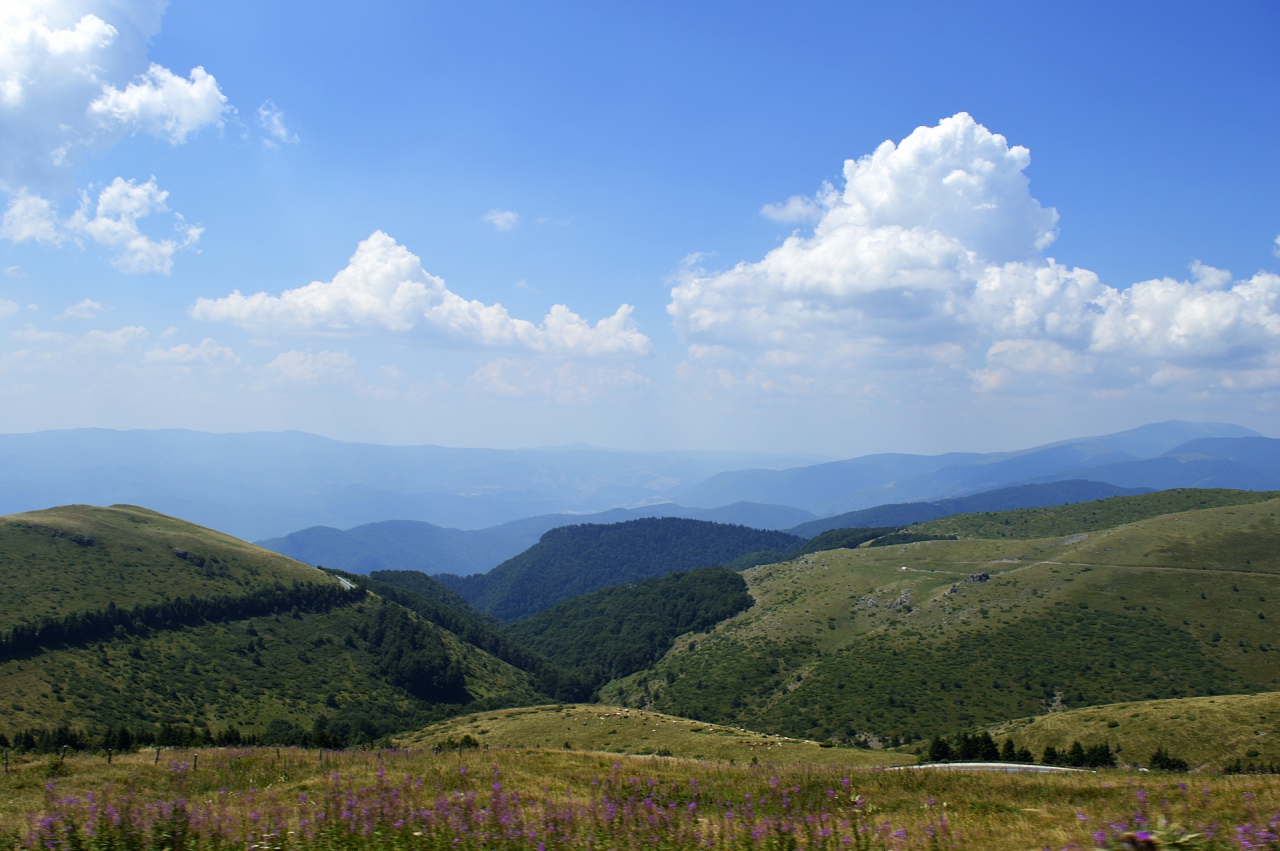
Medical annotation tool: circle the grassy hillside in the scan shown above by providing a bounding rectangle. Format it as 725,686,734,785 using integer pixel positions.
437,518,802,622
395,703,909,766
990,691,1280,770
0,505,548,744
788,480,1150,537
504,567,753,687
910,487,1279,540
600,497,1280,744
0,504,324,628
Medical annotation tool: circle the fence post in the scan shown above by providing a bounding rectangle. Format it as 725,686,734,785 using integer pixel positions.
155,747,161,765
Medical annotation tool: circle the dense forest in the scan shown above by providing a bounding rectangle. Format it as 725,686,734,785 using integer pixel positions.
436,518,801,621
504,567,753,687
335,569,591,701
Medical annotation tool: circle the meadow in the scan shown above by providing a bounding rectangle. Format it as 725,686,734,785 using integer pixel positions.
3,746,1280,850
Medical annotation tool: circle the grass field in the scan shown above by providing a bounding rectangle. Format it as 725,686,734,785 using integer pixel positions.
911,487,1280,541
395,703,910,766
3,745,1280,850
0,505,331,629
990,691,1280,770
601,498,1280,742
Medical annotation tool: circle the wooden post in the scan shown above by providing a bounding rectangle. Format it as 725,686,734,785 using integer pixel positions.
193,754,198,772
155,747,161,765
107,748,112,765
60,745,67,764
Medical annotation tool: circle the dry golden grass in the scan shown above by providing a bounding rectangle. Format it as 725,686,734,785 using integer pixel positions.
394,702,911,766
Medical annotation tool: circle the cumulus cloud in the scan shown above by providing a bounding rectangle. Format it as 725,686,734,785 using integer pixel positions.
0,300,18,318
0,189,61,243
65,177,202,273
669,112,1280,393
193,231,652,356
483,209,520,231
60,297,104,318
1,1,228,192
3,177,200,273
256,99,297,147
88,63,228,144
760,187,831,225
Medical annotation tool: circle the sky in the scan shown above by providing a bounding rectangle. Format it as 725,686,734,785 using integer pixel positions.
1,0,1278,457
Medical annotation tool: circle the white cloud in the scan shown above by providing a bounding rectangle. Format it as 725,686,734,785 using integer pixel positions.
262,349,356,385
60,297,104,318
0,1,225,193
669,112,1280,394
0,300,18,318
89,63,229,144
1274,234,1280,259
2,177,199,272
483,209,520,231
468,358,650,402
66,177,202,273
760,187,832,225
1,189,62,243
256,99,297,147
192,230,652,356
144,337,239,366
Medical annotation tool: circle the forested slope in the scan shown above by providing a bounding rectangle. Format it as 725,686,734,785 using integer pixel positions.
0,505,547,747
437,518,800,621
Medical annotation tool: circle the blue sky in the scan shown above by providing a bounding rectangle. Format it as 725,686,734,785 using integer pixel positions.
1,0,1278,455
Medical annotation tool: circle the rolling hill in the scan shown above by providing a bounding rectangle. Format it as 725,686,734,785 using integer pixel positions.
988,691,1280,771
788,480,1152,538
394,703,909,766
258,502,816,577
0,505,555,745
598,492,1280,745
433,518,802,622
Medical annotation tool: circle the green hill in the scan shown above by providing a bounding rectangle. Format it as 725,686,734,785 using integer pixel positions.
989,691,1280,770
394,703,910,766
436,518,802,622
909,487,1279,540
504,567,754,687
599,495,1280,745
0,505,548,746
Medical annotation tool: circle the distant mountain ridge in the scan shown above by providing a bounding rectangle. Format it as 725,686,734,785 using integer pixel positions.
679,421,1268,515
0,429,826,539
788,480,1152,538
259,501,816,577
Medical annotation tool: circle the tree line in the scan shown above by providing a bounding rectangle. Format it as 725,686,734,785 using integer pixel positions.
0,581,366,660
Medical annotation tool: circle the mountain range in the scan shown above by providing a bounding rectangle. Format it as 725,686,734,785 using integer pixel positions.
0,422,1275,552
679,421,1268,515
0,429,827,540
262,480,1150,577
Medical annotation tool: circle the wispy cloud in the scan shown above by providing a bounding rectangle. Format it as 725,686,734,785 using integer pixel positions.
60,298,105,319
256,100,299,148
483,209,520,231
